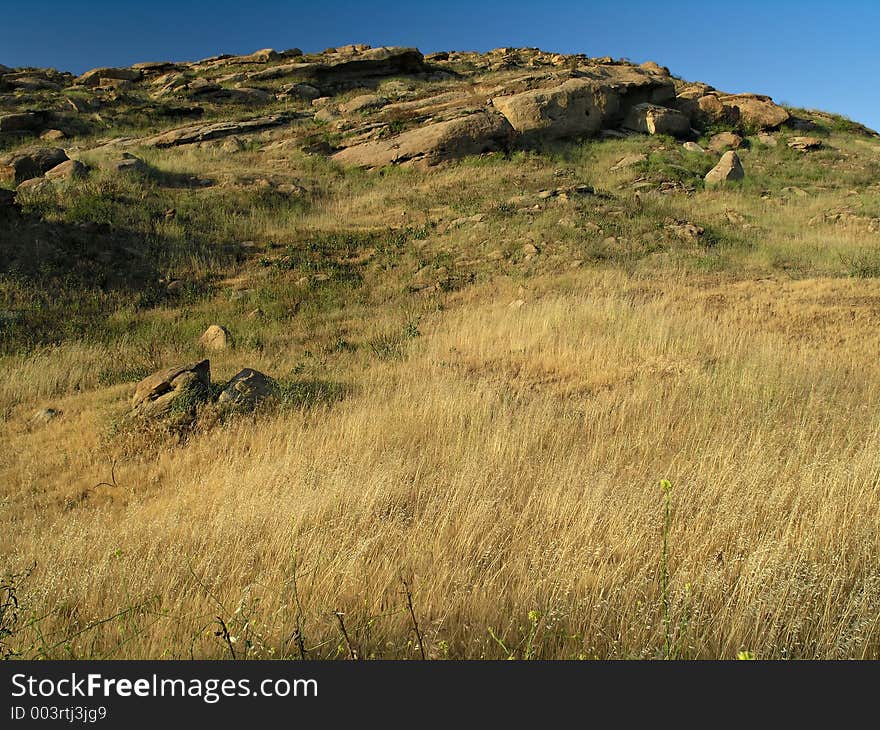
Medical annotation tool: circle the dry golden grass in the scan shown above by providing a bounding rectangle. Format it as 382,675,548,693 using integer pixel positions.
4,269,880,659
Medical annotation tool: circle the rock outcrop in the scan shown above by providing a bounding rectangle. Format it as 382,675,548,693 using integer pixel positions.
492,79,608,142
130,360,212,419
332,110,515,168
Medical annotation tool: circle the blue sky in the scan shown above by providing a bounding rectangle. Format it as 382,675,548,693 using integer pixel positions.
3,0,879,130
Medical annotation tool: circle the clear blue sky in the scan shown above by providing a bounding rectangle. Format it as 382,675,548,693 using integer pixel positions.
3,0,879,131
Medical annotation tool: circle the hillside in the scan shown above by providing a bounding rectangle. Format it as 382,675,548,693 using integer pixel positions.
2,45,880,659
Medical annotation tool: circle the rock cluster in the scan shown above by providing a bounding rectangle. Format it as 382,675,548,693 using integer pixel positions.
130,359,277,419
0,43,838,182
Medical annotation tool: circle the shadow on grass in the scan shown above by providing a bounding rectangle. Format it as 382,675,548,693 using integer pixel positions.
276,378,352,409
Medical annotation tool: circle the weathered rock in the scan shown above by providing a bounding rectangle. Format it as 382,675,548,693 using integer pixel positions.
757,131,778,147
707,131,744,152
0,147,69,185
717,94,789,130
142,115,291,147
44,159,88,181
705,151,745,186
787,136,823,152
217,368,278,412
623,103,690,137
492,79,607,142
130,360,212,419
331,109,515,168
198,324,232,350
682,141,706,154
76,67,142,87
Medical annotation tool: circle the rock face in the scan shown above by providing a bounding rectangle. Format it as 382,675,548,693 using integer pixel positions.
705,151,745,186
623,103,690,137
198,324,232,350
130,360,212,419
332,110,515,168
217,369,277,412
0,147,69,185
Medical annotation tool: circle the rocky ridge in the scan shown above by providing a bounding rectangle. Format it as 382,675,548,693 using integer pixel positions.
4,43,862,187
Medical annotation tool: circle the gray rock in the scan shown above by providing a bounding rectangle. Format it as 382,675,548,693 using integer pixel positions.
217,369,277,412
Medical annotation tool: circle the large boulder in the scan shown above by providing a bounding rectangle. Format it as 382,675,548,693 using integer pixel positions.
130,360,212,419
76,67,142,87
717,94,789,130
0,147,69,185
705,151,745,186
492,79,607,142
217,369,278,412
332,109,515,168
623,103,690,137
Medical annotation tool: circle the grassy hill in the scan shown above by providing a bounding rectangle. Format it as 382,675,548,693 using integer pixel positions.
2,45,880,659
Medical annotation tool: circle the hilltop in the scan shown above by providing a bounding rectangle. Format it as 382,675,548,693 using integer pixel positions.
2,45,880,660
